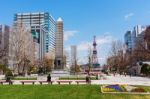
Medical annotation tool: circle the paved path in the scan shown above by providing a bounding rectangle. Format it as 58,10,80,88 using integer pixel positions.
92,74,150,86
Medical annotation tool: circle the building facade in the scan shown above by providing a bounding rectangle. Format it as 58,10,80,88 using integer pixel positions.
125,25,147,52
71,45,77,68
55,18,64,69
131,25,146,50
124,31,132,52
0,25,10,66
14,12,56,61
144,26,150,50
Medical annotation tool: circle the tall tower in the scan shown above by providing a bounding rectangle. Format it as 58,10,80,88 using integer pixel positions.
92,36,99,68
55,17,64,69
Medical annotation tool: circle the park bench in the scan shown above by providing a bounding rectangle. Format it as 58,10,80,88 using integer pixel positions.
39,81,54,85
0,80,13,85
57,80,72,85
75,80,87,85
20,81,36,85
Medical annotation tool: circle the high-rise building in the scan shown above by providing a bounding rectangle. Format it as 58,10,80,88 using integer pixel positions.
0,25,10,66
55,18,64,69
131,25,146,49
14,12,56,61
71,45,77,68
124,31,132,52
125,25,147,52
144,26,150,50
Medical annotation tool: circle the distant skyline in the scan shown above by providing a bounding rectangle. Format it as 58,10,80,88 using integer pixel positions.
0,0,150,65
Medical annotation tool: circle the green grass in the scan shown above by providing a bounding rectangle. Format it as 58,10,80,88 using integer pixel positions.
0,85,149,99
59,77,97,80
12,77,37,80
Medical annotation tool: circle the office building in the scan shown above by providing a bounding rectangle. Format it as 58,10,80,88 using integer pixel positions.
131,25,146,49
145,26,150,50
124,31,132,52
14,12,56,61
55,18,64,69
125,25,147,52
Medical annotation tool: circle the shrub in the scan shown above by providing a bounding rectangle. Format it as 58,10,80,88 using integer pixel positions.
131,88,146,92
5,70,13,77
141,64,150,76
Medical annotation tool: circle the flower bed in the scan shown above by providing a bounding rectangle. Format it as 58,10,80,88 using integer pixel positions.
101,84,150,94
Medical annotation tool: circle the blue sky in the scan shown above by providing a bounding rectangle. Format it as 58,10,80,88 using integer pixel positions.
1,0,150,65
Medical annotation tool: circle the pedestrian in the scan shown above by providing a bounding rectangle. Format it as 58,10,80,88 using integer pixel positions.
47,74,51,82
96,74,98,80
129,72,131,77
119,72,122,76
134,70,136,76
113,72,116,77
124,72,126,77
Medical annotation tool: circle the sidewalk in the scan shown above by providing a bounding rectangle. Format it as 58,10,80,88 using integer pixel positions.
92,75,150,86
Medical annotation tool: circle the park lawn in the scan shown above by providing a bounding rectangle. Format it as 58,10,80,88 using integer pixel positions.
0,85,149,99
3,77,37,80
12,77,37,80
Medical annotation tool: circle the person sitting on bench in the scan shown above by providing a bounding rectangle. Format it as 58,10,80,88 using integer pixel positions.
47,74,51,82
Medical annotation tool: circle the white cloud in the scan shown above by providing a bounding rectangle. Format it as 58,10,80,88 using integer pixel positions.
64,30,78,41
76,34,116,65
77,34,115,51
124,13,134,20
97,35,115,45
77,41,91,51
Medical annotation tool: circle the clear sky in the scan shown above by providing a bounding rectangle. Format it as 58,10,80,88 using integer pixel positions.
1,0,150,65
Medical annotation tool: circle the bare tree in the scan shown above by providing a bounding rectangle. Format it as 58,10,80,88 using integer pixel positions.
107,40,126,72
0,25,10,66
9,23,34,74
0,46,8,65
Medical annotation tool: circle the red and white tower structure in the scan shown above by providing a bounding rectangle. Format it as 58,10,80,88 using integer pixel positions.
92,36,100,68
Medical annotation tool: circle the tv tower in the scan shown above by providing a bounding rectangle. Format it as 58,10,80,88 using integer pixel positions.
92,36,99,68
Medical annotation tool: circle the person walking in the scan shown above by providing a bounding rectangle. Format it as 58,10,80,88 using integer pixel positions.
124,72,127,77
96,74,98,80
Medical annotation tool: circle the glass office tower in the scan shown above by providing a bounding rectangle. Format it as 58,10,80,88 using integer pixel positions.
14,12,56,61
